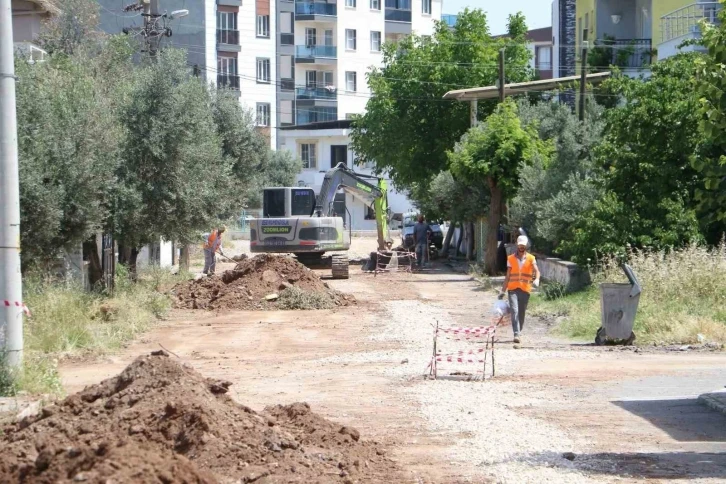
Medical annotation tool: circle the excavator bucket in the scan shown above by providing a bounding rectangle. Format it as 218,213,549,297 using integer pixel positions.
375,179,391,251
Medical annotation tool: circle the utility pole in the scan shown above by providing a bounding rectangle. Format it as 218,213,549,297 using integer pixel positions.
579,29,589,121
498,48,506,103
0,0,24,368
143,0,162,57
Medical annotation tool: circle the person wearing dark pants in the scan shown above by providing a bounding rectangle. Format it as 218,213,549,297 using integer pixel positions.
499,235,540,344
413,215,432,268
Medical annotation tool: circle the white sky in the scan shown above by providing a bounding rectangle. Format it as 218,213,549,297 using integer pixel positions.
443,0,553,36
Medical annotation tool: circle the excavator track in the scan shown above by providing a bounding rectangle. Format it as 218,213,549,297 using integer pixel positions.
331,254,350,279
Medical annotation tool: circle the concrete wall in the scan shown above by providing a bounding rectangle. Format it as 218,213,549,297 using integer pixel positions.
11,0,44,43
505,244,591,293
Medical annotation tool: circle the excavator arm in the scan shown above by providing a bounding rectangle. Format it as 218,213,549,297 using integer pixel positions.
315,162,391,251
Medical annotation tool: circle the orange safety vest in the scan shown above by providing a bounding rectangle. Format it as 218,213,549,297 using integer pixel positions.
204,230,221,251
507,253,536,293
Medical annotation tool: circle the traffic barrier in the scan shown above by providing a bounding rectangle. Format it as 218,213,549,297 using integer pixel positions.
2,299,31,317
428,317,501,380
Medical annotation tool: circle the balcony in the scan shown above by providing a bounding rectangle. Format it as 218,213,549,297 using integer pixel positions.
217,74,240,90
385,8,411,22
296,106,338,125
589,38,652,70
295,1,337,21
296,86,337,100
217,29,241,52
295,45,337,63
659,2,722,60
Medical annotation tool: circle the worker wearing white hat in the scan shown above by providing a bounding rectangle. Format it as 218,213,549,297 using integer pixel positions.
499,235,540,344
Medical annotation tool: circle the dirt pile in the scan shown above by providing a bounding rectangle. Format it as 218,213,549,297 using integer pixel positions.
0,352,400,483
173,254,355,311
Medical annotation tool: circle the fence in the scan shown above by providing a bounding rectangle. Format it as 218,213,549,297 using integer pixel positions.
427,318,500,380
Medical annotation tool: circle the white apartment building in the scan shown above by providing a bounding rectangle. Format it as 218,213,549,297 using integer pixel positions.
277,0,441,230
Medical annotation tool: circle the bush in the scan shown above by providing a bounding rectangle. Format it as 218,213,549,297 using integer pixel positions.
533,243,726,345
277,286,335,310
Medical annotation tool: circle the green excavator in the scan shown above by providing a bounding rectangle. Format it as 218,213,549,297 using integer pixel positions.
249,163,392,279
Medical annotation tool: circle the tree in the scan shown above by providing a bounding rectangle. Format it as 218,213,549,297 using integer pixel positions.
114,50,233,273
509,98,604,253
350,9,532,189
15,45,123,272
560,54,705,262
38,0,102,56
694,11,726,236
448,101,549,273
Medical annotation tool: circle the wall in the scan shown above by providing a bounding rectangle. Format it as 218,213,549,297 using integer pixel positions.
652,0,692,46
239,0,277,146
337,0,386,118
596,0,638,40
411,0,441,36
11,0,44,43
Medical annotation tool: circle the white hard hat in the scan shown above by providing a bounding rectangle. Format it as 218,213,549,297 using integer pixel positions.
516,235,529,246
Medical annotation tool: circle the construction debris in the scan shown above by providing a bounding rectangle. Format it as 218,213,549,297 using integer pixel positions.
173,255,355,311
0,352,401,483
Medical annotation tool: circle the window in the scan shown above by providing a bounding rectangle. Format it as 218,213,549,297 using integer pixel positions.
345,29,357,50
370,0,380,10
256,103,270,127
280,55,292,79
365,205,376,220
346,0,356,7
370,31,381,52
217,56,237,75
217,11,237,31
324,29,334,46
256,58,270,82
537,46,552,70
291,188,316,216
305,27,317,46
280,100,293,124
301,143,317,169
345,71,357,92
422,0,431,14
256,15,269,37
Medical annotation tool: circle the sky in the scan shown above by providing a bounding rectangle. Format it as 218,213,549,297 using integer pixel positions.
443,0,553,36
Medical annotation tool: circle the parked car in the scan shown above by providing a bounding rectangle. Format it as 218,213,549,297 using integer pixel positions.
400,213,444,251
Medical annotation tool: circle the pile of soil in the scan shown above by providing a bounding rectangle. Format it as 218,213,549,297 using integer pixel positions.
0,352,400,483
173,254,355,311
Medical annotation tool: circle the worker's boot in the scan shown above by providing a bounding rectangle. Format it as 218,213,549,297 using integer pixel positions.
513,336,521,344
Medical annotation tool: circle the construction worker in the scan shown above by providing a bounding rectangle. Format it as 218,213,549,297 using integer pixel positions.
499,235,540,344
202,225,227,275
413,214,432,268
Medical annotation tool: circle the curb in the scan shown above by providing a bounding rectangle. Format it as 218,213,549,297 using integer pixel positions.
697,390,726,415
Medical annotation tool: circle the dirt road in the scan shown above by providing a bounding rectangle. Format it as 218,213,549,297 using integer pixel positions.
61,248,726,483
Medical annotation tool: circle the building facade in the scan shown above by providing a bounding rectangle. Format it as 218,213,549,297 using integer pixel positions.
526,27,554,80
574,0,722,75
279,121,414,231
11,0,57,61
552,0,576,78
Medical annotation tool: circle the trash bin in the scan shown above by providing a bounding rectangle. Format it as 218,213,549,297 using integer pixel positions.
596,264,641,345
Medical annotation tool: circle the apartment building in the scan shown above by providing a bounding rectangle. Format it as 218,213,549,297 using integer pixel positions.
11,0,57,61
552,0,576,78
573,0,722,75
526,27,554,80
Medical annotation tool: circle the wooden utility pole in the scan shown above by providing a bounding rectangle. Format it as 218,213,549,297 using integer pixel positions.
498,48,505,103
579,29,589,121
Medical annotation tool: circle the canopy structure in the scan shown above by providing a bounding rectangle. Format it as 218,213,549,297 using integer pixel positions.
442,72,612,101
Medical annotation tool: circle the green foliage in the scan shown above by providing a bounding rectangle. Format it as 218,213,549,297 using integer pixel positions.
448,100,548,197
277,287,335,310
115,49,233,248
541,281,567,301
410,171,489,222
37,0,102,56
694,11,726,230
561,55,705,262
510,99,604,252
350,9,533,189
15,44,124,269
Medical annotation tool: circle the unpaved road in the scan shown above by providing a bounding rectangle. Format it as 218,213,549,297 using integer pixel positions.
61,245,726,483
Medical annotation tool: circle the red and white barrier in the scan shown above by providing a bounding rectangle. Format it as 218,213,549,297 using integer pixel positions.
428,319,501,380
2,299,31,317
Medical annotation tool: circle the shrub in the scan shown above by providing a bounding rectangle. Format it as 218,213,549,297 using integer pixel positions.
277,287,334,310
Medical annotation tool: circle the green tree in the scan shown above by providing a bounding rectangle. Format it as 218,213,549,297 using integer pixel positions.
561,54,705,262
694,10,726,235
448,101,549,273
114,50,233,273
350,9,532,189
38,0,102,56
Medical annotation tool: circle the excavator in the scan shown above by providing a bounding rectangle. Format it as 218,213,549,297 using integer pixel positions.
248,162,392,279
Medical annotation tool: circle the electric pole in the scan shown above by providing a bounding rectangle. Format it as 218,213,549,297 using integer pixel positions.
579,29,589,121
0,0,24,368
498,48,506,103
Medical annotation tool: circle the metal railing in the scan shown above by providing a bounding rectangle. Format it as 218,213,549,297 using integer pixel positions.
296,86,338,99
660,2,722,43
295,45,337,58
385,8,412,22
296,107,338,124
217,74,240,90
592,38,652,69
295,1,337,16
216,29,240,45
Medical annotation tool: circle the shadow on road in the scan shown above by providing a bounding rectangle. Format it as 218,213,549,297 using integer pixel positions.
612,397,726,442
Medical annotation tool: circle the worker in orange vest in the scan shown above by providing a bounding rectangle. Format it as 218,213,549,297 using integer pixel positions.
202,225,227,275
499,235,540,344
